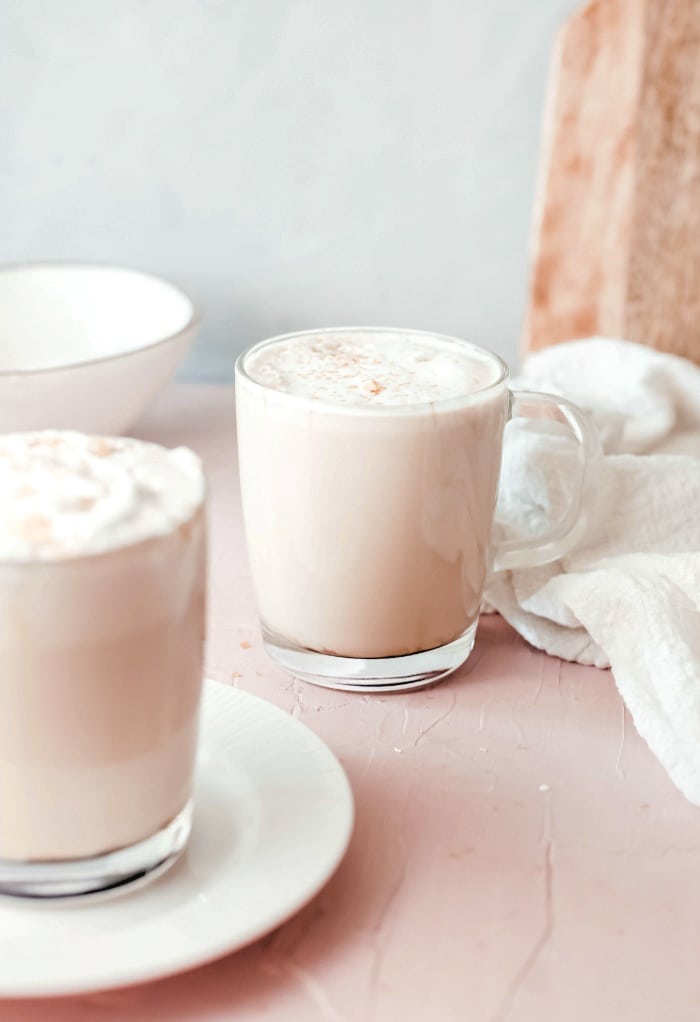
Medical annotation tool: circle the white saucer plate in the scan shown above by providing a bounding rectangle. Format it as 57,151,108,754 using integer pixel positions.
0,681,354,998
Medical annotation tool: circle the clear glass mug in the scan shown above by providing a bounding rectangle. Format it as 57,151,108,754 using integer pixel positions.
235,328,595,692
0,501,207,898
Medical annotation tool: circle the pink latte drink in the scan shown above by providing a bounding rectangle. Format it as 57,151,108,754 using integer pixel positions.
0,432,206,896
236,329,508,688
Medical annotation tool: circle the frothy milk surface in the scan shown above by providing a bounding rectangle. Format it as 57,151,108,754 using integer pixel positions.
245,332,500,407
0,431,205,561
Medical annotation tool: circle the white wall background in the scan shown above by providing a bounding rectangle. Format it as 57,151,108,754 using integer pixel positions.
0,0,579,380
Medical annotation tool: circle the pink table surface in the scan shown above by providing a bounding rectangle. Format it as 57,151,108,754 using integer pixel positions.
4,383,700,1022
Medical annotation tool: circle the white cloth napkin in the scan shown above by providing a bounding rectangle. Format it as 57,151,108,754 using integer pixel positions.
485,338,700,803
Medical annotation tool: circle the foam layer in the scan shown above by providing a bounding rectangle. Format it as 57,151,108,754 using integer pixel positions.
245,332,500,407
0,432,205,561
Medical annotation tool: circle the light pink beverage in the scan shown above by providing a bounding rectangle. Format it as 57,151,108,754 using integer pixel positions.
236,330,508,669
0,433,206,884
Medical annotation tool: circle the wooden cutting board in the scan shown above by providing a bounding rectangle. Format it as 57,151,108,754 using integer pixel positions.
523,0,700,364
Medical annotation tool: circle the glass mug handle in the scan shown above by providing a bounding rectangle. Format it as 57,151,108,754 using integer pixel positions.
491,389,599,572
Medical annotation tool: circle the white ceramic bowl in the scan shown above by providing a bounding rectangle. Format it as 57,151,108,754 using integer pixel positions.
0,264,200,435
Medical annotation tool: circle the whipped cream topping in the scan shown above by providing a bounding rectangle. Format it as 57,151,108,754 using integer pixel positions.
245,332,500,407
0,432,205,561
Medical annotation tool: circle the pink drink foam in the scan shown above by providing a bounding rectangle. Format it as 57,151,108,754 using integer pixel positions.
245,331,500,407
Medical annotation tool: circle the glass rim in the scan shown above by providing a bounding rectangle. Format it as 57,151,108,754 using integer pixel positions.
235,326,510,416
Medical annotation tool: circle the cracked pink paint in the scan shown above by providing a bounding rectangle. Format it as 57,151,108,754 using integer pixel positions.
5,384,700,1022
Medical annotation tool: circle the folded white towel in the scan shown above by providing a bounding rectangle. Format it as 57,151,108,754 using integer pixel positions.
485,338,700,803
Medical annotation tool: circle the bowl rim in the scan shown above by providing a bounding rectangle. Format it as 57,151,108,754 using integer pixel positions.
0,261,200,377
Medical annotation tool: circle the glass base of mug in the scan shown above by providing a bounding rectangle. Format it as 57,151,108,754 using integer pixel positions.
263,621,478,693
0,800,192,900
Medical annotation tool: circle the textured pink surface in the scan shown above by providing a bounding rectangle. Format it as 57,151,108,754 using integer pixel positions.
4,384,700,1021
